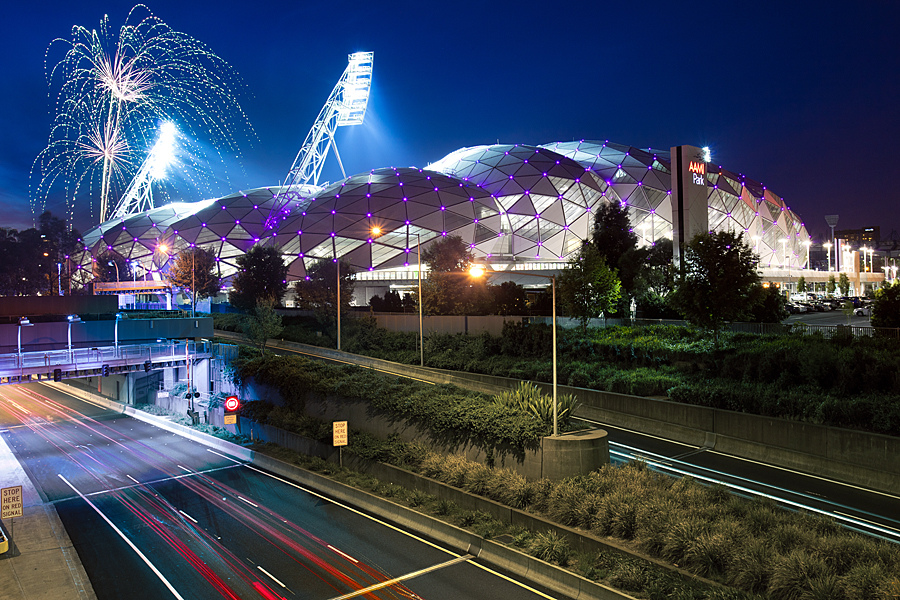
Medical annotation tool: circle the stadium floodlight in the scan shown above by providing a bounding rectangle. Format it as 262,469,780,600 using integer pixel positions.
266,52,374,230
111,121,179,219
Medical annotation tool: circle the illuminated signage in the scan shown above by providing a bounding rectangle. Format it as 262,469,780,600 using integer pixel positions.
688,161,706,186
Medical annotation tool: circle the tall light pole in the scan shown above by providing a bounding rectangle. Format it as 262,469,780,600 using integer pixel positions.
18,317,33,363
67,314,81,361
824,242,833,272
107,260,120,282
803,240,811,270
336,256,341,351
470,265,559,436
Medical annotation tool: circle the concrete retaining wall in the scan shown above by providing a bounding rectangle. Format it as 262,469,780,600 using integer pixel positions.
216,332,900,494
242,379,608,481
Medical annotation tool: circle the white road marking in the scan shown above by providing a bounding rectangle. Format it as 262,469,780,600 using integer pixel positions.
257,565,287,588
238,496,258,508
179,510,198,524
327,545,358,563
58,475,187,600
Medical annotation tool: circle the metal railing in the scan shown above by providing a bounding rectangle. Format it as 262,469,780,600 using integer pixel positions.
0,340,213,374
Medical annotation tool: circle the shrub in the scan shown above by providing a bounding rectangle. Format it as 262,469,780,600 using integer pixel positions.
530,530,571,566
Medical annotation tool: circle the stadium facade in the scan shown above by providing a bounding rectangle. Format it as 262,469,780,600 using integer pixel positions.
77,140,811,302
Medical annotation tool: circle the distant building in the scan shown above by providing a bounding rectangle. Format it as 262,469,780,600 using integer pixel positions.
834,226,880,245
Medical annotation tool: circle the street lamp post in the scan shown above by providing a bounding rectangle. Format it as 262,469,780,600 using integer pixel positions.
371,227,425,366
67,314,81,361
17,317,33,364
824,242,833,272
803,240,811,270
107,260,120,282
470,265,559,436
336,256,341,351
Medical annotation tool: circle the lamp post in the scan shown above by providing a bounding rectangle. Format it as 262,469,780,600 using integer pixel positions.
336,255,341,351
17,317,33,364
803,240,811,270
824,242,833,272
108,260,120,282
67,314,81,361
469,265,559,436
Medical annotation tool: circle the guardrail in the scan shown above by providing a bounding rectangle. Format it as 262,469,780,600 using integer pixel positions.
0,340,214,382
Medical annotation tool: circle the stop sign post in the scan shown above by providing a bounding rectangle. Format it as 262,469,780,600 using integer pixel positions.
224,396,240,425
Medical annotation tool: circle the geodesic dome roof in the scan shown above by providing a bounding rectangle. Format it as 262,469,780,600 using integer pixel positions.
77,139,811,284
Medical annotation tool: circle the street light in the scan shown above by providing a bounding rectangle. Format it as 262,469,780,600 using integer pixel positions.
67,314,81,361
17,317,33,363
107,260,120,282
469,265,559,436
824,242,833,272
803,240,811,270
371,226,425,366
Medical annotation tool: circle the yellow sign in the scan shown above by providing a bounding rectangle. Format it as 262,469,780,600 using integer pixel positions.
1,486,23,519
333,421,348,447
224,414,237,425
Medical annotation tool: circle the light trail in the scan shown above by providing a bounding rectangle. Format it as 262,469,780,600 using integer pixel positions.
607,440,900,543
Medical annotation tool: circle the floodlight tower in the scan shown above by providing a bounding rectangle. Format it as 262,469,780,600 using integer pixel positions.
111,122,178,220
266,52,374,229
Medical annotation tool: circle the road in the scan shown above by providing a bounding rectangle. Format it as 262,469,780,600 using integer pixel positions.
0,383,564,600
266,340,900,546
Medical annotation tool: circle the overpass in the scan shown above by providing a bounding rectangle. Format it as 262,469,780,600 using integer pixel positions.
0,340,212,385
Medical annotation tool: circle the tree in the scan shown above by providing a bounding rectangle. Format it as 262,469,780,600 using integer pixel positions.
748,284,790,323
871,283,900,328
294,259,355,325
369,290,404,312
245,298,283,355
228,246,288,312
557,242,622,331
838,272,851,297
421,234,473,272
797,276,807,294
167,247,221,313
418,235,486,315
491,281,528,315
95,250,133,283
667,231,760,345
827,275,837,296
634,238,678,318
590,201,643,314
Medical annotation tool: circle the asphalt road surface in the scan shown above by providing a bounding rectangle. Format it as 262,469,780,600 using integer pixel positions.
0,383,563,600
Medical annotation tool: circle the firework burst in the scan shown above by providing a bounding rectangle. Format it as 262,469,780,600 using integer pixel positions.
31,4,255,226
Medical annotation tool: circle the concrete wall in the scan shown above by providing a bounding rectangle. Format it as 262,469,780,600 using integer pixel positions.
243,379,607,481
0,317,214,354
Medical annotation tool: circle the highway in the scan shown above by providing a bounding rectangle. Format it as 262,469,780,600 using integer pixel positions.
0,383,564,600
266,340,900,546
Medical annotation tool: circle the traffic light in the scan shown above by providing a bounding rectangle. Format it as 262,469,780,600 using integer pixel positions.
53,368,62,382
224,396,241,414
101,364,110,377
144,360,152,372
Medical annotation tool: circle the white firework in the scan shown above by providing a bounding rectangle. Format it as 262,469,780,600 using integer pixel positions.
31,4,255,225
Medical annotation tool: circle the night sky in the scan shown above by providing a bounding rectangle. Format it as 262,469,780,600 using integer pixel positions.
2,1,898,242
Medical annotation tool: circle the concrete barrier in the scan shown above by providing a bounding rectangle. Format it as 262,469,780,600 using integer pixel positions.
220,333,900,495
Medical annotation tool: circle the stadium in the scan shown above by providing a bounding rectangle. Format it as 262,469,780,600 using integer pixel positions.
74,52,813,304
77,139,811,303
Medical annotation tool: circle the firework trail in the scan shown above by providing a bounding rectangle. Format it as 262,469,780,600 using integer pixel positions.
31,4,256,226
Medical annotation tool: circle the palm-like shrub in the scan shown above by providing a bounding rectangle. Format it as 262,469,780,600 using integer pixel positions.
491,381,579,430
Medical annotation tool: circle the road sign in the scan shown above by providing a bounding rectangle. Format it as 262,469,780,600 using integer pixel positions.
224,414,237,425
1,486,23,519
333,421,348,447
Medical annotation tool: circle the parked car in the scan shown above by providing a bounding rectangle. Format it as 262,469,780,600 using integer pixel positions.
854,306,871,317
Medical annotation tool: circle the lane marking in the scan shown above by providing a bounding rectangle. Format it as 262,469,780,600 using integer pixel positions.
608,448,900,541
707,450,900,501
835,511,900,534
327,545,358,563
580,417,697,449
257,565,287,588
177,465,191,472
326,555,472,600
58,475,187,600
65,464,243,500
238,496,258,508
127,475,141,485
179,510,198,524
207,449,244,464
245,465,559,599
